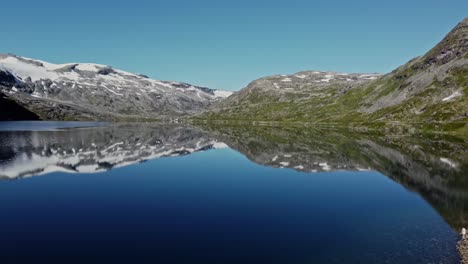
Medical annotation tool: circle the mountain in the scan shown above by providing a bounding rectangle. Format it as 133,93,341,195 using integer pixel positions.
199,18,467,133
0,54,232,121
1,18,465,126
201,71,381,120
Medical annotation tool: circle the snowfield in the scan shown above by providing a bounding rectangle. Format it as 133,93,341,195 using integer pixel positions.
0,54,233,118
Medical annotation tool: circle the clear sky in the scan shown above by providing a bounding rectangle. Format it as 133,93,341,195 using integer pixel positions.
2,0,467,91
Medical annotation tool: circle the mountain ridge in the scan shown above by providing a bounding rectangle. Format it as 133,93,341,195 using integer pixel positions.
1,18,466,131
197,18,467,134
0,54,232,121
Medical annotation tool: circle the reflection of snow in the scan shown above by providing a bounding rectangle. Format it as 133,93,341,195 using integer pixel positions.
0,138,228,179
213,142,229,149
440,158,457,168
319,162,331,171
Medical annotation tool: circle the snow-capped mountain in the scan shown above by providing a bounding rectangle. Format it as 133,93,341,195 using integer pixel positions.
0,54,233,120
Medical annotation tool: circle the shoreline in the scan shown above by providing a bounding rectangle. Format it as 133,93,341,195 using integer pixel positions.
458,238,468,263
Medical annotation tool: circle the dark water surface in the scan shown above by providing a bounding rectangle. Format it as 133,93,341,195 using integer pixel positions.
0,122,467,264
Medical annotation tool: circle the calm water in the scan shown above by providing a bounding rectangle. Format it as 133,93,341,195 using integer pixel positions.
0,122,467,264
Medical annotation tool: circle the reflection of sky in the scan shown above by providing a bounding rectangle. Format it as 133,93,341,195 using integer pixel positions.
0,148,459,263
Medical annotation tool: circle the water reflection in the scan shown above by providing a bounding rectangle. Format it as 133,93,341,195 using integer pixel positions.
203,125,468,231
0,122,467,231
0,124,226,179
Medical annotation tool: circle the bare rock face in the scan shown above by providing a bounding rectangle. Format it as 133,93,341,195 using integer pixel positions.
360,17,468,114
421,17,468,68
0,70,18,86
0,93,39,120
0,54,233,120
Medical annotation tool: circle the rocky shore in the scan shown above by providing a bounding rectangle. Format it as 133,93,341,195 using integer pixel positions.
458,238,468,263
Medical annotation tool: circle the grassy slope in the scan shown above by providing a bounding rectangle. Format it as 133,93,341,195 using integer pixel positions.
195,66,467,134
193,19,468,135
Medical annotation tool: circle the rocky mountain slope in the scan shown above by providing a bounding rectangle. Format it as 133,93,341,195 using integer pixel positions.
0,93,39,120
199,18,467,133
0,54,232,120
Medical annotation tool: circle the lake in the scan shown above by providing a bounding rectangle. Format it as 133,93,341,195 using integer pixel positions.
0,121,467,264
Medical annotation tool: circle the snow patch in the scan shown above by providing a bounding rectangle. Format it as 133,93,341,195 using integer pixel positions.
213,90,233,98
359,74,379,80
101,84,123,96
154,81,173,88
0,56,59,81
75,64,102,72
442,91,462,102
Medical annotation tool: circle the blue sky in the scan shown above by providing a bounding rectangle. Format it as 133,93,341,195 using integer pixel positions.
2,0,467,91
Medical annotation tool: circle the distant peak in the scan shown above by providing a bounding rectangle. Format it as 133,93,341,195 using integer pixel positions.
417,17,468,68
452,17,468,32
461,17,468,25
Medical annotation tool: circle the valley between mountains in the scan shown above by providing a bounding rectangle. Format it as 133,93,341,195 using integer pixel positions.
1,18,467,134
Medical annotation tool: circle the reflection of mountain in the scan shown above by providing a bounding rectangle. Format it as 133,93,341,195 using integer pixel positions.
0,124,226,179
201,125,468,230
1,123,468,231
